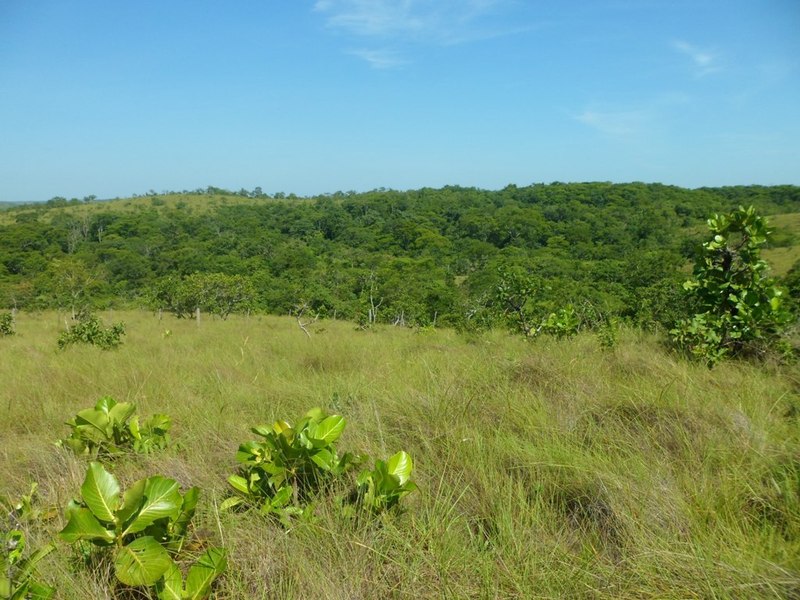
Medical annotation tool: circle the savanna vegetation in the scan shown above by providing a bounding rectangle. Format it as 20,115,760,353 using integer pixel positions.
0,313,799,598
1,182,799,598
1,183,799,331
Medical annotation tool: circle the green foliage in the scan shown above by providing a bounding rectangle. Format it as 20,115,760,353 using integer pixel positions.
57,314,125,350
155,547,227,600
60,462,224,596
783,259,800,316
150,273,254,320
355,451,417,514
0,483,54,527
57,396,171,457
494,267,543,338
5,183,797,327
541,305,580,340
1,530,54,600
222,408,362,517
671,206,791,365
596,315,619,349
0,313,14,336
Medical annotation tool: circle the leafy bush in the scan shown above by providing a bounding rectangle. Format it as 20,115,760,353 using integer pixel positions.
57,314,125,350
541,305,580,340
596,315,619,349
60,462,225,597
57,396,171,458
222,408,362,516
355,451,417,514
1,529,54,600
670,206,791,365
223,408,418,520
0,313,14,336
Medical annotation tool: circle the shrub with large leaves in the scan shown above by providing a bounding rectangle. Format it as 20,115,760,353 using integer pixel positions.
59,462,225,597
222,407,362,515
671,206,791,365
356,451,417,514
58,396,171,457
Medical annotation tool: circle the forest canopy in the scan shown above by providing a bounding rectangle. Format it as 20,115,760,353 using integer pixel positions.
1,182,798,331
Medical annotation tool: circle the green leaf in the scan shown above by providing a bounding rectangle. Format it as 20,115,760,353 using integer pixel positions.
128,415,142,440
94,396,117,414
272,420,292,435
116,478,146,527
308,415,346,446
251,424,273,438
303,407,325,421
156,561,183,600
124,476,181,535
114,536,173,586
81,462,120,523
172,486,199,537
108,401,136,425
146,413,172,432
310,448,335,471
227,475,250,495
185,547,226,599
270,485,293,508
219,496,245,512
74,409,111,437
21,581,55,600
59,507,115,544
386,451,413,485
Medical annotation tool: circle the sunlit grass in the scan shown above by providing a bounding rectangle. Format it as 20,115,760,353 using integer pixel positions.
1,311,798,598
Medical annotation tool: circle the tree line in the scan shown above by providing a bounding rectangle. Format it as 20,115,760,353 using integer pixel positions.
1,182,798,331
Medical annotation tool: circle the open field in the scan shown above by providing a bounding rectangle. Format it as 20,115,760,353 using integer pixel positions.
1,312,799,598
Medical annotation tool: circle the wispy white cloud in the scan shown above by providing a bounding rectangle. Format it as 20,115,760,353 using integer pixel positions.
672,39,721,77
574,108,651,137
314,0,525,66
572,93,689,138
347,48,409,69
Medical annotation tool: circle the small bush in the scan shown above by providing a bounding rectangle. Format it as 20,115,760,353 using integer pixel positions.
222,407,417,521
60,462,225,597
222,407,362,517
0,312,14,336
57,313,126,350
57,396,171,457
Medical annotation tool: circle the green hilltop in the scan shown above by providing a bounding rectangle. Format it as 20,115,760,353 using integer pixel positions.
1,182,798,328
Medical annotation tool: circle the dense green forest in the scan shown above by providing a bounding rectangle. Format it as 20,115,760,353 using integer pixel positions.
2,182,799,330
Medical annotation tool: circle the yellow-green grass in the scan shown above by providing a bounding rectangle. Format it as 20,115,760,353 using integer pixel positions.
762,212,800,276
1,312,799,598
0,193,311,225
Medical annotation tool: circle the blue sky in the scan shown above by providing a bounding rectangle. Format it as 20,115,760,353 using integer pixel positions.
1,0,798,202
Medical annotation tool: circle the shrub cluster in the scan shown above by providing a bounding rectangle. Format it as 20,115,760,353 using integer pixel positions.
222,407,416,520
0,312,14,336
57,314,126,350
8,399,416,599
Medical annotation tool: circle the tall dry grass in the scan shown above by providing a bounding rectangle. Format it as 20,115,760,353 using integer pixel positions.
1,311,798,598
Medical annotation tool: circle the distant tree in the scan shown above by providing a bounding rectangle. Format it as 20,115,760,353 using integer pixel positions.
151,273,254,320
43,257,103,318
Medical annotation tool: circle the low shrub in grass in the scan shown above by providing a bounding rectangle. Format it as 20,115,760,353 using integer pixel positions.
57,396,171,458
60,462,226,599
57,314,125,350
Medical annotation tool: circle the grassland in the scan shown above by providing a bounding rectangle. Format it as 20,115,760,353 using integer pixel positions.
1,312,799,598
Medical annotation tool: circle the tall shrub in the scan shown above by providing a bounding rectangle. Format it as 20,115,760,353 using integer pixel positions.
671,206,790,365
